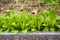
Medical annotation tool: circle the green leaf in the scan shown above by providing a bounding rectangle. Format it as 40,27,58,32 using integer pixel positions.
50,28,55,32
21,10,26,15
49,8,56,20
56,16,60,20
31,28,37,32
43,27,49,32
56,24,60,28
12,22,17,27
22,29,28,34
42,23,48,26
6,29,9,32
0,29,3,35
2,24,8,28
12,30,18,34
38,14,44,30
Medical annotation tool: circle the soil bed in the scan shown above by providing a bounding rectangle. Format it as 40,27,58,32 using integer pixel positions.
0,0,60,15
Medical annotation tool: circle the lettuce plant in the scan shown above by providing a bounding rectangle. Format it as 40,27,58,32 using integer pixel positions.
0,9,60,34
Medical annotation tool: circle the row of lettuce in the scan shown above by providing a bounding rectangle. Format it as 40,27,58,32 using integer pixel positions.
0,9,60,34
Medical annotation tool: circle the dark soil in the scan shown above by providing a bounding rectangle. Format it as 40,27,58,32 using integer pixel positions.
0,0,60,15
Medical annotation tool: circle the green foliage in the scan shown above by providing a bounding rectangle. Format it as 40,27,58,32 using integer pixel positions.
0,9,60,34
43,27,49,32
50,28,55,32
36,0,58,6
45,0,58,5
